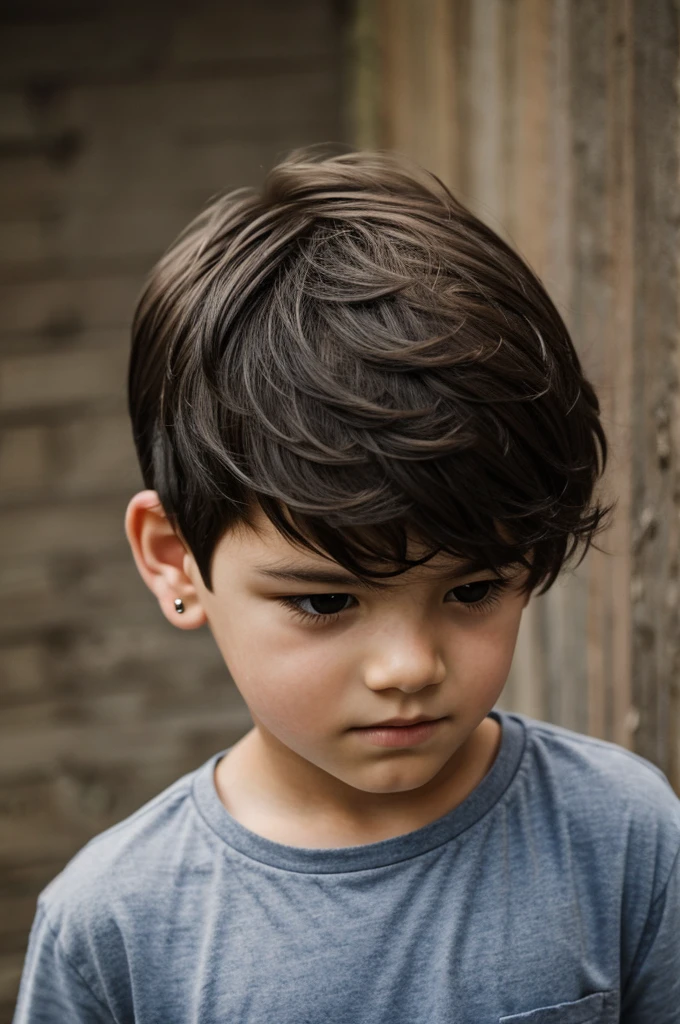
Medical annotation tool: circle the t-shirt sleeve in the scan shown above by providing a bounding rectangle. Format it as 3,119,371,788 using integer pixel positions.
13,904,115,1024
621,844,680,1022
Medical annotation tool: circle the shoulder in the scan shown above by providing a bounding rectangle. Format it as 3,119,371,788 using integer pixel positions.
506,712,680,891
512,712,678,803
37,759,213,958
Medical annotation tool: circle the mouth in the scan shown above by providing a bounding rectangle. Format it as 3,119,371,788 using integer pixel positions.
351,717,447,747
357,716,444,729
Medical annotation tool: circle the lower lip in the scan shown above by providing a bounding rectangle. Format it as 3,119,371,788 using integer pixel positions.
352,719,445,747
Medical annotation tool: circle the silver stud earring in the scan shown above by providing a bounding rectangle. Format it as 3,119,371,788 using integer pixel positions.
174,598,185,614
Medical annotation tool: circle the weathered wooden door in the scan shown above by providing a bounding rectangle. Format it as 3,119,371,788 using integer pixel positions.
349,0,680,790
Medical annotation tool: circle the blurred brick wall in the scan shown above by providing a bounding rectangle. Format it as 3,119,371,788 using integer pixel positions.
0,0,347,1013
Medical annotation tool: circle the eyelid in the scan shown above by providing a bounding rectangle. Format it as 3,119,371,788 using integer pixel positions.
277,576,511,626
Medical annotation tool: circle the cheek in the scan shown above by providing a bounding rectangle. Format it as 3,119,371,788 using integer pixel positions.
246,669,341,740
222,621,349,731
449,608,523,691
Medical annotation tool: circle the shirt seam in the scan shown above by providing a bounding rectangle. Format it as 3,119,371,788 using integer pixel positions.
70,779,193,857
521,718,675,791
625,839,680,985
189,715,529,875
34,901,116,1022
651,840,680,908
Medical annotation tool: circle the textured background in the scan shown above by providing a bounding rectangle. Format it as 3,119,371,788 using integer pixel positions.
4,1,680,1019
0,0,348,1014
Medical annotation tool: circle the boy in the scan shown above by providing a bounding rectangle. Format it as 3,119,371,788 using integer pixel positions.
13,150,679,1022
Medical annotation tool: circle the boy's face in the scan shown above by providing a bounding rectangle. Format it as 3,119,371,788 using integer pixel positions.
127,492,531,827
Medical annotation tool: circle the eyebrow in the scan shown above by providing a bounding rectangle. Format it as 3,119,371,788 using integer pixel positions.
253,558,494,592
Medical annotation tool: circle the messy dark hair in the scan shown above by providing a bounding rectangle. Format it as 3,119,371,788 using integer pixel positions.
128,148,614,599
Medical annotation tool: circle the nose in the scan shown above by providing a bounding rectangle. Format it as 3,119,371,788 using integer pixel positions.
362,630,446,694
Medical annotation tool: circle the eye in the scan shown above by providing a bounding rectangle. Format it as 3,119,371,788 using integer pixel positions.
277,578,510,627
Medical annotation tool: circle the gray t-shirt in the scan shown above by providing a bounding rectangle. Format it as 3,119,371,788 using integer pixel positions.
12,710,680,1023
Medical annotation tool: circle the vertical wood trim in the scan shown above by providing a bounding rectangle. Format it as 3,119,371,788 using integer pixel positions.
465,0,506,223
568,0,611,740
630,0,680,787
602,0,635,749
512,0,551,275
672,1,680,791
378,0,455,181
449,0,473,195
348,0,382,150
545,0,574,322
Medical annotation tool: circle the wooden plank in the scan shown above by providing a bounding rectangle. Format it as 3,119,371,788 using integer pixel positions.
630,0,680,787
568,0,613,740
378,0,455,181
600,0,634,749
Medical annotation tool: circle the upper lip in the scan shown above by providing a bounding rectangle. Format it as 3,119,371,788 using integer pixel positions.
359,715,443,728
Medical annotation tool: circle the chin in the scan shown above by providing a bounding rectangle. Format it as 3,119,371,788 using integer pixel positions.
351,762,442,794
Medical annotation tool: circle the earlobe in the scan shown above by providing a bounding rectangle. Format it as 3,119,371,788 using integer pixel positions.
124,490,207,630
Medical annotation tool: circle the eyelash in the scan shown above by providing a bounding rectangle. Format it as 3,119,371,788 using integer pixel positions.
277,578,511,627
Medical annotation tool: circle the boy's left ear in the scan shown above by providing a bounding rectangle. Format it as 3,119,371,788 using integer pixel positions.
124,490,208,630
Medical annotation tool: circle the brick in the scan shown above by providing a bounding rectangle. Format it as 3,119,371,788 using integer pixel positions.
0,609,236,709
0,218,46,267
0,768,104,863
0,0,135,19
0,205,194,272
0,275,142,336
0,548,149,634
0,2,338,87
57,203,193,265
0,425,49,495
44,550,157,626
0,128,330,227
0,70,342,271
0,344,127,412
65,71,339,158
0,92,36,142
53,413,142,495
163,71,341,138
0,497,127,561
0,644,45,701
43,622,219,695
175,138,318,198
1,899,38,948
0,157,63,219
168,0,339,65
0,414,142,499
0,955,24,1013
0,88,89,219
0,559,53,635
0,14,163,86
0,860,64,903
